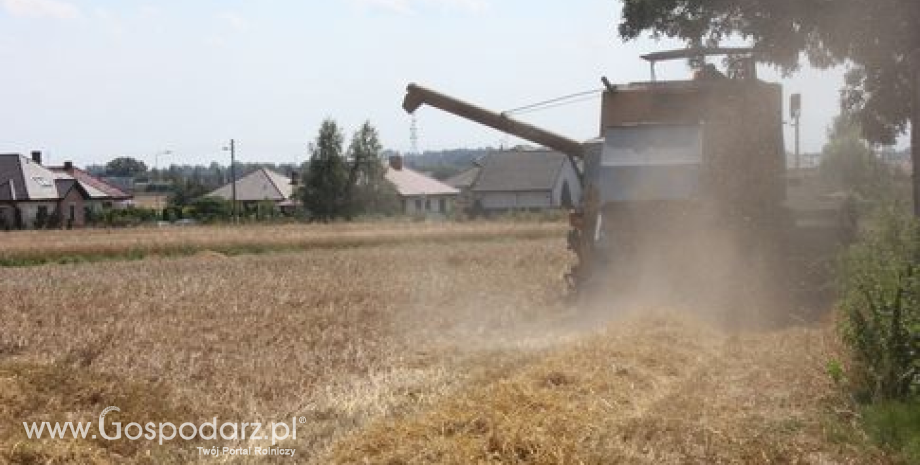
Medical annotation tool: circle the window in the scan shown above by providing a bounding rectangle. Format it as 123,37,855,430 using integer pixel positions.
415,199,422,211
31,176,52,188
424,199,431,211
439,198,446,213
37,206,48,217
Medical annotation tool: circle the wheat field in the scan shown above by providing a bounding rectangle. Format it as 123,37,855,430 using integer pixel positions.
0,222,888,463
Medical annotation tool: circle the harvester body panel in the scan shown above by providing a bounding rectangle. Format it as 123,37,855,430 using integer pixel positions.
588,124,703,203
401,51,835,303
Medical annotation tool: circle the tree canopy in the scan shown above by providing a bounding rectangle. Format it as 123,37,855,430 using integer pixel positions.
347,122,400,216
105,157,148,177
301,119,351,221
618,0,919,145
820,115,907,206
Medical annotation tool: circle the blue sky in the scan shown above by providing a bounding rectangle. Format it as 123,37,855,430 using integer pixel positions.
0,0,867,167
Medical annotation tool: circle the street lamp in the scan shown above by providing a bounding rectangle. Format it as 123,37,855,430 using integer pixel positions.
222,140,238,223
154,150,172,175
153,150,172,214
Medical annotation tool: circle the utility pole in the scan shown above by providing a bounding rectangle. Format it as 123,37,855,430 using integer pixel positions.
790,93,802,170
913,51,920,217
230,139,238,223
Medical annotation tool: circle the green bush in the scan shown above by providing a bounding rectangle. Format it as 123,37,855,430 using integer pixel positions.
188,196,232,223
102,207,159,228
861,399,920,463
839,209,919,402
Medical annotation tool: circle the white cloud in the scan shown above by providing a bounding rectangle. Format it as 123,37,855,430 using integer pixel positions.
350,0,489,15
2,0,81,20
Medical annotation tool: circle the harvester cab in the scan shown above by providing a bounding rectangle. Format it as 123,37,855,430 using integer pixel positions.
404,48,793,305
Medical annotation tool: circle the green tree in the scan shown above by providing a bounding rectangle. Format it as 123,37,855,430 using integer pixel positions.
105,157,148,177
617,0,920,215
301,119,350,221
820,115,894,203
168,179,209,209
347,122,401,216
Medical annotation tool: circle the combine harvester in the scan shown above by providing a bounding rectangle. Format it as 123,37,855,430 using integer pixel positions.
404,48,849,309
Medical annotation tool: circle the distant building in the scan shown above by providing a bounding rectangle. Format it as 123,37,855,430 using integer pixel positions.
207,167,300,212
385,156,459,217
446,165,481,192
0,152,132,229
462,149,582,213
446,164,482,213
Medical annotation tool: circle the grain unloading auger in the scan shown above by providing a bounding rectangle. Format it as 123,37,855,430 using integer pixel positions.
404,48,833,305
402,82,598,293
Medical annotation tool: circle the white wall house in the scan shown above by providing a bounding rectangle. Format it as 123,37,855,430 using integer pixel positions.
385,157,459,218
0,152,132,229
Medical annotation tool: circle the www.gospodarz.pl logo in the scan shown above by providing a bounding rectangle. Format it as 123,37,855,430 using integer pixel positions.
22,406,301,457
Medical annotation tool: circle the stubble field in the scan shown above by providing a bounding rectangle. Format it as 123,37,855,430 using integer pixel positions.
0,222,889,463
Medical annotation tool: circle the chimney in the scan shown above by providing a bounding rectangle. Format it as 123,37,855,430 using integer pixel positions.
389,155,403,171
63,161,74,172
30,151,42,165
290,171,300,186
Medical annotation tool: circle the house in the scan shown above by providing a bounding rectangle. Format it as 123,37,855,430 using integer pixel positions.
48,163,133,206
385,156,459,217
446,164,481,193
207,167,300,213
0,151,132,229
445,164,481,213
464,149,582,213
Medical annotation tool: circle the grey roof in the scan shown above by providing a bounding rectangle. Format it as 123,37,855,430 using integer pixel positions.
472,149,569,193
0,180,15,201
0,154,64,201
54,178,78,198
0,154,128,202
445,166,481,189
208,168,295,202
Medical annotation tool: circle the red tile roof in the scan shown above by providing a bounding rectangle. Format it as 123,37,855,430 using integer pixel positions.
48,166,131,200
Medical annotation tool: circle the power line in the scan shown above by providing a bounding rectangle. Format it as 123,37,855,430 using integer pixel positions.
505,93,603,116
503,88,603,116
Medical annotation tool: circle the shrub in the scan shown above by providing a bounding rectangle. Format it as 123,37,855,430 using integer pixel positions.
102,207,159,228
838,209,919,402
861,399,920,463
84,207,99,227
188,196,232,223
